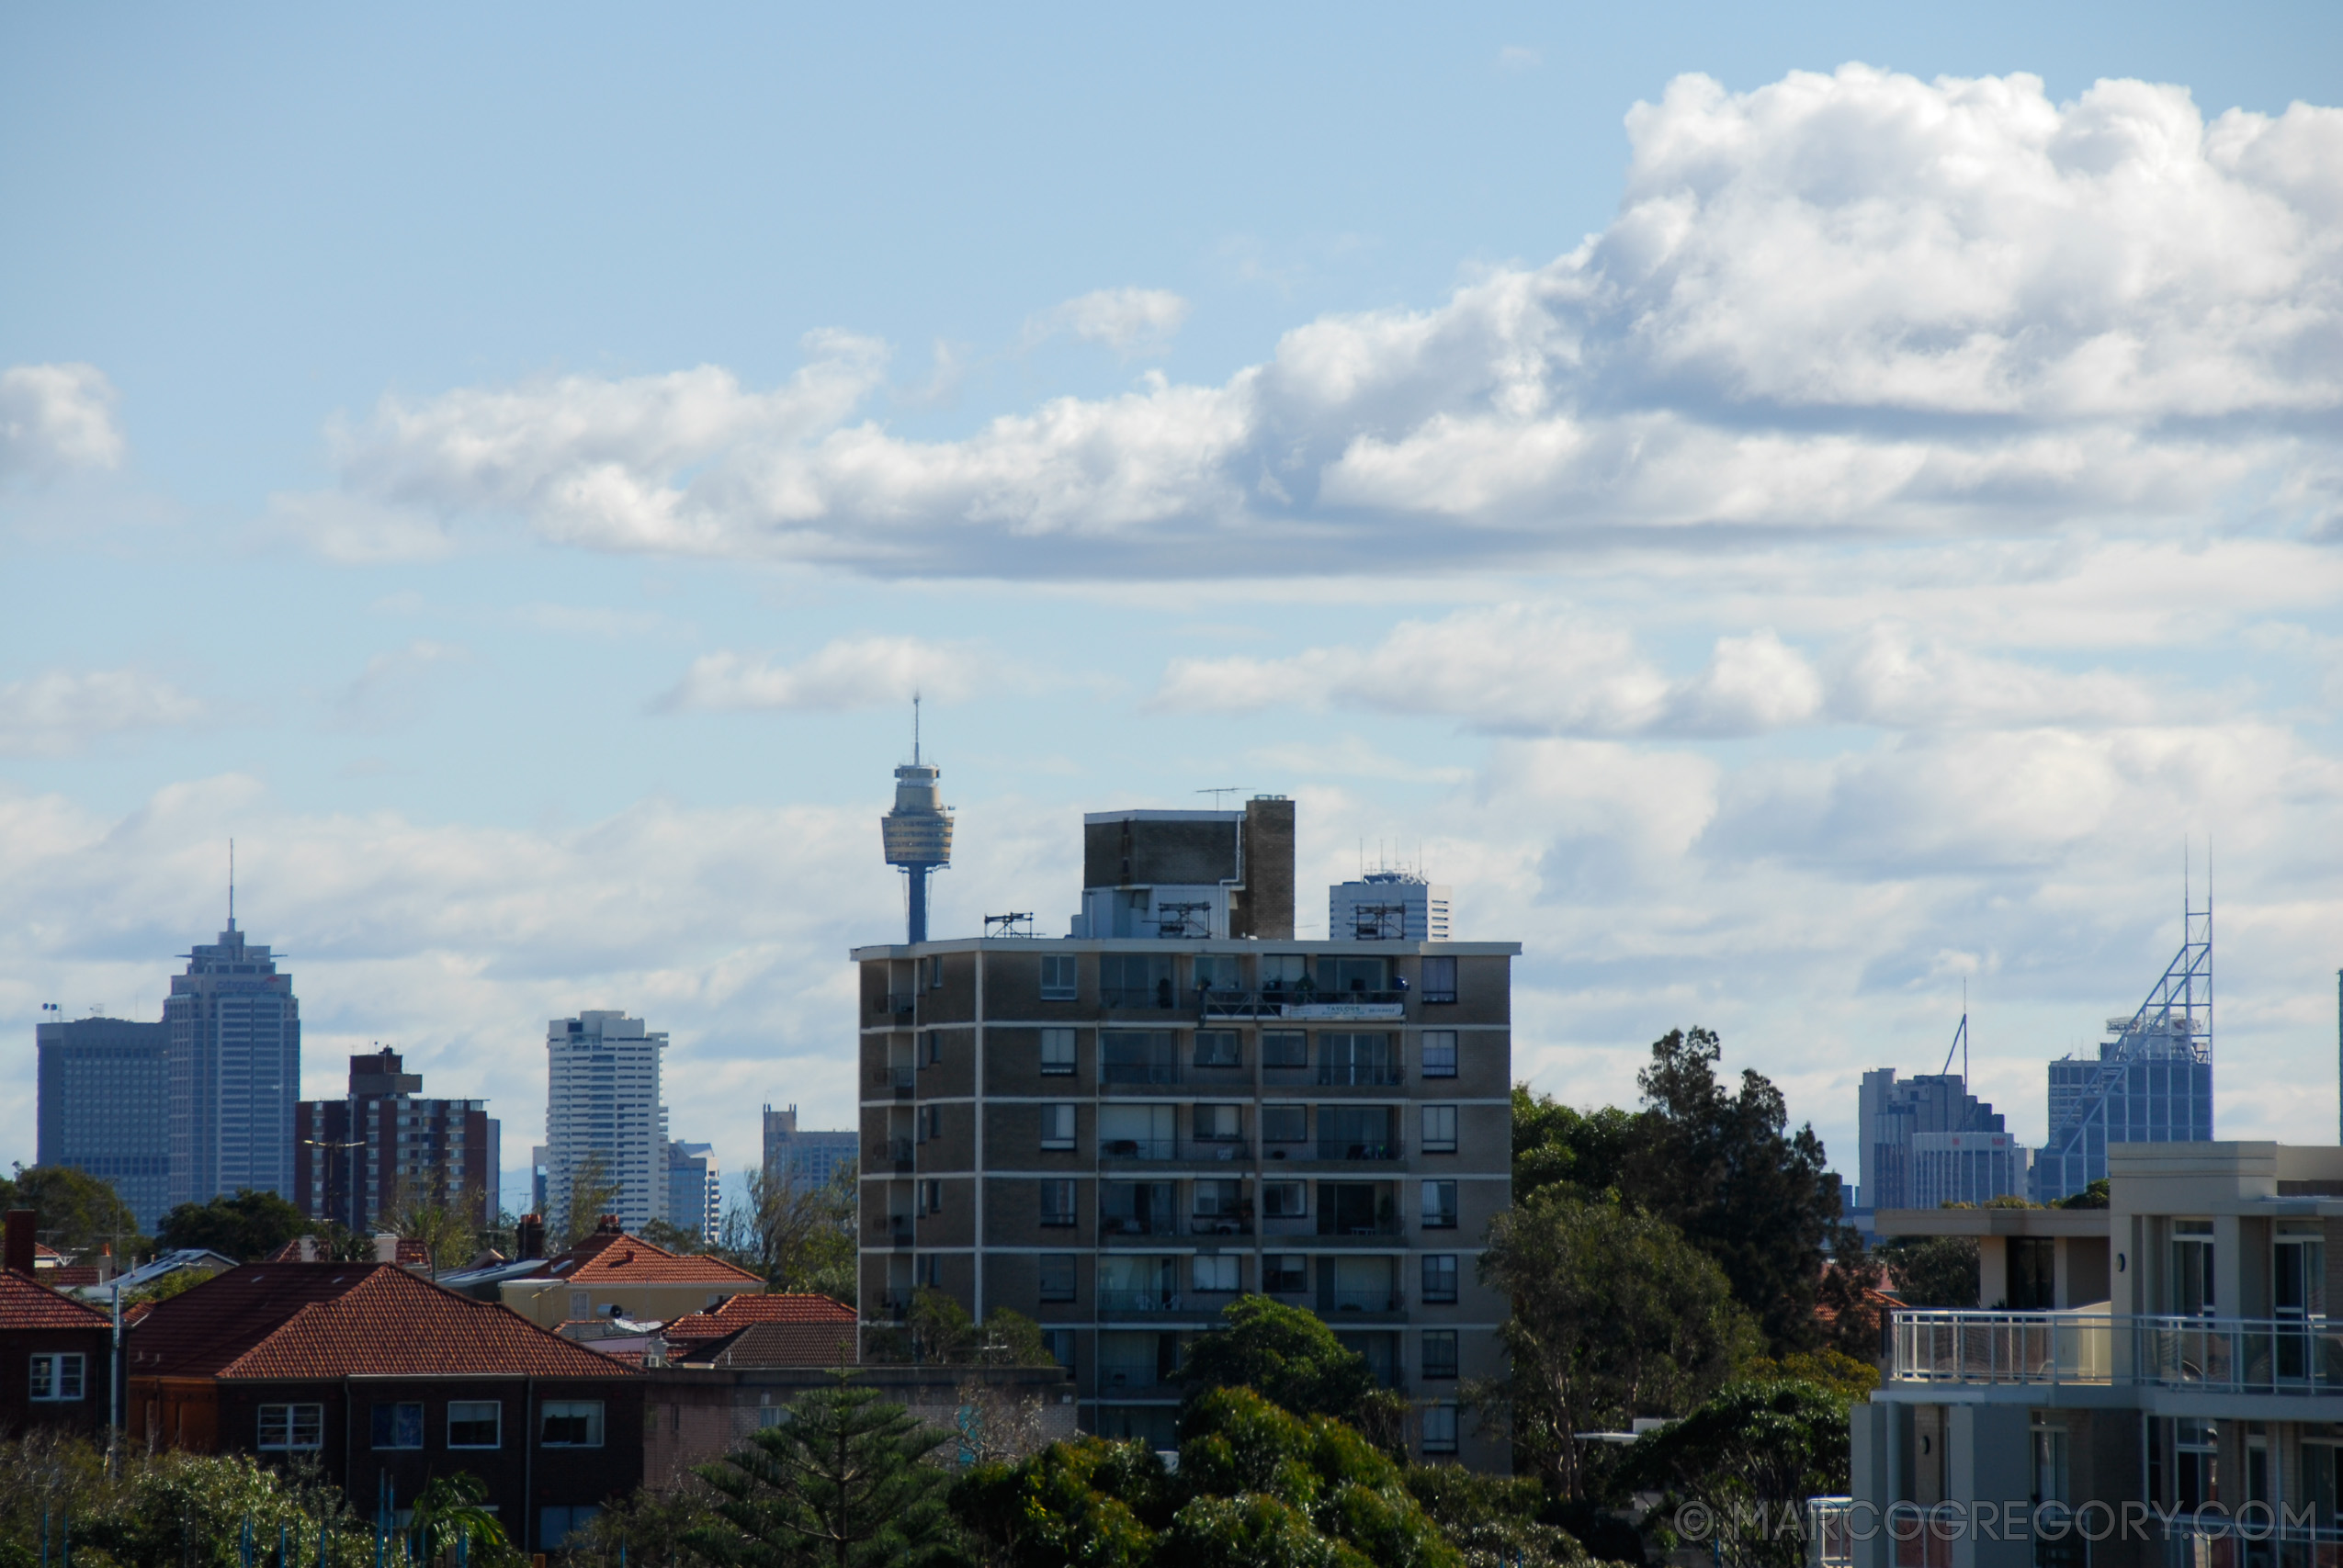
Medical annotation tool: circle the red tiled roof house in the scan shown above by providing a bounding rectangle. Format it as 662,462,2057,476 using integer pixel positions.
495,1217,764,1329
2,1213,113,1439
126,1261,641,1553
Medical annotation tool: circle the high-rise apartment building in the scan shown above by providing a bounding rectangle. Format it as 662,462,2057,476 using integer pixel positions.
1856,1069,2011,1213
165,919,300,1208
763,1104,859,1192
294,1049,500,1233
545,1010,669,1235
37,1015,172,1233
665,1141,720,1243
1328,871,1452,942
855,795,1517,1468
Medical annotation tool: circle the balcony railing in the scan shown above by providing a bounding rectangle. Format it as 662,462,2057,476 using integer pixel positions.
882,991,916,1014
868,1065,913,1093
1892,1310,2343,1393
1097,1290,1184,1315
1100,1139,1176,1161
1097,1360,1169,1393
886,1137,914,1164
1098,1213,1179,1237
1189,1216,1252,1237
1102,987,1181,1010
1318,1063,1405,1087
1323,1290,1404,1315
1097,1138,1254,1163
882,1219,914,1247
1101,1058,1181,1086
1316,1140,1402,1162
1318,1219,1405,1239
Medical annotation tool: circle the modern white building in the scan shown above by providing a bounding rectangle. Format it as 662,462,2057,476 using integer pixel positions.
1909,1129,2032,1210
545,1010,669,1235
665,1140,720,1243
1328,871,1451,943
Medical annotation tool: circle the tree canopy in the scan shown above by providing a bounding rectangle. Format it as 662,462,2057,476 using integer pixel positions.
0,1164,143,1257
1175,1297,1377,1424
154,1188,310,1260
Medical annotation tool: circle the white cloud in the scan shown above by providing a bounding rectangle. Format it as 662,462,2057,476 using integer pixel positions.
291,67,2343,576
0,364,126,482
1497,44,1542,72
328,641,470,731
0,669,204,755
1024,288,1192,355
656,636,995,713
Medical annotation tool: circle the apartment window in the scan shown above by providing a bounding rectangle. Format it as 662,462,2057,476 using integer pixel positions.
925,1032,942,1065
1420,1031,1457,1078
540,1401,605,1448
371,1402,424,1450
540,1507,601,1551
918,1105,942,1142
1264,1255,1307,1293
1261,1104,1307,1145
1193,1031,1241,1067
1422,1254,1458,1303
1194,1255,1240,1293
1259,953,1308,990
1194,1104,1242,1143
1421,956,1458,1004
28,1353,85,1403
1421,1180,1459,1229
447,1401,502,1449
1040,954,1079,1001
1039,1253,1077,1303
1041,1104,1077,1151
1422,1404,1458,1455
1041,1328,1076,1368
1100,953,1174,1006
2173,1221,2215,1316
1193,955,1243,992
1421,1105,1457,1154
1039,1179,1078,1226
926,955,944,990
1262,1031,1307,1068
1262,1180,1307,1218
1040,1027,1077,1076
258,1404,324,1451
916,1253,941,1288
919,1179,944,1214
1319,956,1387,995
1421,1331,1459,1381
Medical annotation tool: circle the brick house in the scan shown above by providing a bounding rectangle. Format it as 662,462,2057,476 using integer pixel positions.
489,1217,765,1329
658,1292,858,1358
126,1261,641,1551
1,1212,114,1439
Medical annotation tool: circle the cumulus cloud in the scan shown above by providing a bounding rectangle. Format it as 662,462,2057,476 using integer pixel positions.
0,364,126,482
1153,606,2168,737
287,66,2343,575
0,669,204,755
1024,288,1192,354
656,636,997,713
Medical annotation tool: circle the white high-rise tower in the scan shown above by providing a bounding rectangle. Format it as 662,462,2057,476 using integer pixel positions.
545,1010,669,1235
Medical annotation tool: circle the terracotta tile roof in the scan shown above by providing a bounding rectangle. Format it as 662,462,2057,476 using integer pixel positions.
521,1227,761,1287
664,1292,855,1342
127,1263,630,1380
677,1321,861,1369
0,1269,111,1330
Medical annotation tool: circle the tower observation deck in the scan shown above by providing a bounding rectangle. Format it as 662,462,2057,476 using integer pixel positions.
880,712,953,944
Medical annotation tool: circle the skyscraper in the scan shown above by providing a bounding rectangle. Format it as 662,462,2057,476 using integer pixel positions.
38,1015,172,1234
544,1010,669,1235
1856,1068,2011,1213
1328,871,1452,942
165,919,300,1208
665,1141,720,1243
763,1103,858,1191
294,1049,501,1233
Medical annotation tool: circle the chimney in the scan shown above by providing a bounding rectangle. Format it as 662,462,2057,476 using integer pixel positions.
595,1213,623,1235
3,1210,34,1276
373,1233,400,1264
516,1213,546,1261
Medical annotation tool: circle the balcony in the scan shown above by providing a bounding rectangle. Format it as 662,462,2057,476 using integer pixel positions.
1316,1140,1403,1162
1097,1360,1172,1393
868,1065,914,1098
1102,986,1182,1011
1097,1290,1186,1318
1318,1218,1406,1242
1891,1311,2343,1393
886,1137,914,1165
1318,1063,1405,1088
1322,1290,1406,1318
1098,1213,1180,1238
880,1217,914,1247
1201,988,1409,1021
1100,1138,1176,1162
882,991,917,1015
1189,1215,1253,1237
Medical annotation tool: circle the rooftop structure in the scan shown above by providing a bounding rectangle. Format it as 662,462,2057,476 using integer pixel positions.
1071,798,1295,942
1329,869,1452,942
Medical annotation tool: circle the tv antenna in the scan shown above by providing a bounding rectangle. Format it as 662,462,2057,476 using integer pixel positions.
1196,787,1242,808
1938,978,1969,1089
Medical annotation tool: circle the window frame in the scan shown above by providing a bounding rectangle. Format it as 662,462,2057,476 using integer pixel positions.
1038,1178,1078,1227
1261,1103,1308,1144
1421,1403,1458,1454
1264,1255,1308,1293
1194,1255,1240,1293
1420,1031,1458,1078
1262,1179,1307,1218
538,1400,606,1449
1421,1180,1459,1230
1039,1027,1078,1076
1038,1252,1078,1303
1421,956,1459,1005
447,1399,503,1450
919,1179,944,1214
28,1352,86,1403
371,1401,425,1450
1421,1104,1458,1154
1421,1254,1459,1303
1039,955,1079,1002
258,1403,325,1451
1040,1103,1078,1152
1421,1330,1460,1381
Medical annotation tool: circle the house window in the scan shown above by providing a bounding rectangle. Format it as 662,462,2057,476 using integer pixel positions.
1422,1403,1458,1454
1421,1105,1457,1153
1421,1180,1459,1229
371,1402,424,1450
1262,1180,1307,1218
1261,1104,1307,1145
1040,1028,1077,1075
1040,955,1079,1001
1421,957,1458,1004
1039,1179,1078,1227
1420,1031,1457,1078
540,1401,605,1448
1422,1254,1458,1303
919,1179,944,1214
1421,1331,1459,1381
1193,1031,1240,1067
258,1404,324,1450
447,1400,501,1449
569,1290,592,1320
28,1353,85,1403
1039,1254,1077,1303
1262,1032,1307,1069
1194,1256,1240,1292
1264,1255,1307,1293
1041,1105,1077,1151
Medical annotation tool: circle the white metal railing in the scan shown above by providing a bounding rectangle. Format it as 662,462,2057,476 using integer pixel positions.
1894,1311,2343,1393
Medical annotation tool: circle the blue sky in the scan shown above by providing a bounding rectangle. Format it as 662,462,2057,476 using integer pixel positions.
6,4,2342,1207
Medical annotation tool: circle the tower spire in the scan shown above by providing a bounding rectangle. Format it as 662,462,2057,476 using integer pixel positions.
913,692,922,766
228,839,237,932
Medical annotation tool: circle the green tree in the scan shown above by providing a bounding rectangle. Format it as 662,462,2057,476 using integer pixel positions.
719,1161,859,1301
1175,1297,1376,1424
1510,1092,1638,1208
1476,1190,1756,1499
1877,1235,1977,1308
0,1164,145,1258
560,1154,623,1248
155,1188,310,1260
385,1181,484,1277
407,1471,518,1566
1622,1377,1855,1568
2057,1179,2111,1210
950,1438,1168,1568
690,1372,957,1568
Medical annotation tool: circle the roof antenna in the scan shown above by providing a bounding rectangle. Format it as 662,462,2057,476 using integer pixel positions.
912,692,922,766
228,839,236,933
